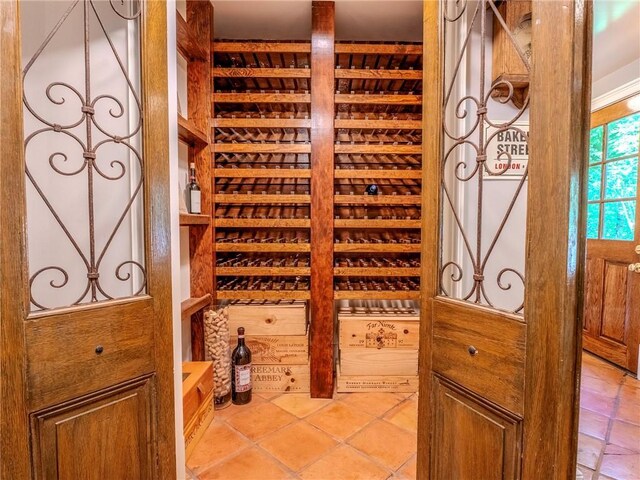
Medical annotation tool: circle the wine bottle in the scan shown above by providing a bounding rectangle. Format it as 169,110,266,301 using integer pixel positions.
232,327,252,405
187,162,201,214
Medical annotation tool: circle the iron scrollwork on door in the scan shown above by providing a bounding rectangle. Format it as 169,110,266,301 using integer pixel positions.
22,0,145,312
440,0,530,314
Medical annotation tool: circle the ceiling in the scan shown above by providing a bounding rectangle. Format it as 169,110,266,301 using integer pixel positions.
591,0,640,84
212,1,423,42
211,0,639,83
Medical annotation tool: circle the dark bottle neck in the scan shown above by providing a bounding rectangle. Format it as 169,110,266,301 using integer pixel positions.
237,336,245,346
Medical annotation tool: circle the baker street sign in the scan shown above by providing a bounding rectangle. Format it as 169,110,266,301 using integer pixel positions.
484,122,529,179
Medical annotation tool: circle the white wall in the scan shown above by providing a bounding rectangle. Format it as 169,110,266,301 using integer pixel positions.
167,1,187,476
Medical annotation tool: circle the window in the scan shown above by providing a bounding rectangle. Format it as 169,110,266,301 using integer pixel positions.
587,112,639,240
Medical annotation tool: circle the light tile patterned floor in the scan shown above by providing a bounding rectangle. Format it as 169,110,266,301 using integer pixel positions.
186,352,639,480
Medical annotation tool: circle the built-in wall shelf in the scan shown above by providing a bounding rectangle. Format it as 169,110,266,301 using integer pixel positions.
177,115,208,148
180,294,212,321
179,213,210,226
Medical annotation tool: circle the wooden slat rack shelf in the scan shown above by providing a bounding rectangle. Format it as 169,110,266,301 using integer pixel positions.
209,24,423,397
332,40,423,308
217,291,311,300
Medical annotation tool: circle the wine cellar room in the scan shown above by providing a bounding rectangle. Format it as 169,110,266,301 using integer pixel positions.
175,1,427,474
4,0,640,479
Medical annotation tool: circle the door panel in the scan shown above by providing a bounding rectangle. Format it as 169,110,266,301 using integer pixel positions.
0,1,175,478
31,377,155,480
419,0,591,479
583,96,640,372
432,377,522,480
432,299,525,416
25,299,154,411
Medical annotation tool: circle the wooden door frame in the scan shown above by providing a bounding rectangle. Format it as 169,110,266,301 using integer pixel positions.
418,1,592,478
583,94,640,371
0,1,176,478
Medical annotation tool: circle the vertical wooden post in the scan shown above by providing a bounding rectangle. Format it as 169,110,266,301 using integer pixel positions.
187,0,214,360
0,2,31,477
310,0,335,398
417,1,442,478
523,1,592,477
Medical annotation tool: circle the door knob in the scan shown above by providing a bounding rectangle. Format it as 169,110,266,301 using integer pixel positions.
635,245,640,255
629,263,640,273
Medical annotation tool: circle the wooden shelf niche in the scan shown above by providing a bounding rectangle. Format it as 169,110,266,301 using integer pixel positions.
177,1,214,362
333,41,423,301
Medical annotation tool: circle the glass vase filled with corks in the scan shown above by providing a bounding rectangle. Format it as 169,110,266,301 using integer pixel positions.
204,306,232,409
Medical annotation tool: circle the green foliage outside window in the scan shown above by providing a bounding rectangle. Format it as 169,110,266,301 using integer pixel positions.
586,112,639,241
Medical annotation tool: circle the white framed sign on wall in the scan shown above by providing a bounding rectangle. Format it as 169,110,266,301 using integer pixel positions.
484,122,529,179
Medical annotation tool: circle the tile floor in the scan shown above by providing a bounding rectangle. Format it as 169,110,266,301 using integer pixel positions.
577,353,640,480
186,353,639,480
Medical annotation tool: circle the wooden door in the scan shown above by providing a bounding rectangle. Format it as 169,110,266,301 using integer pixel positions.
583,95,640,373
418,1,591,479
1,1,176,479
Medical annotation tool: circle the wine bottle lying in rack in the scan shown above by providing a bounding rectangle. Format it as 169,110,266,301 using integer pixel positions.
216,254,310,267
215,205,310,219
333,256,420,268
216,178,310,195
217,276,309,291
334,278,420,292
335,153,421,170
215,153,310,169
334,206,420,220
334,231,420,244
216,230,310,244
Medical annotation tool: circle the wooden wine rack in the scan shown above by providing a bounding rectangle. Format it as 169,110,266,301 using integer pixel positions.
212,40,313,304
333,41,423,301
208,3,423,397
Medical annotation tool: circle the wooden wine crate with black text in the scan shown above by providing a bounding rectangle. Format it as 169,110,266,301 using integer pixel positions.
251,363,310,393
231,327,308,365
337,308,420,392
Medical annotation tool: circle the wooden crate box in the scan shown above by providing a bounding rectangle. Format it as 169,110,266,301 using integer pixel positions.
251,364,310,393
228,301,307,336
336,362,418,393
231,330,308,364
339,349,419,376
338,314,420,350
182,361,215,458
